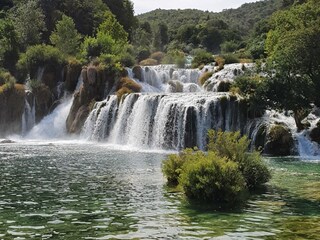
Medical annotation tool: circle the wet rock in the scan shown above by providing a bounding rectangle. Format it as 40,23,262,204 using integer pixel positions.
168,80,183,92
310,127,320,144
264,124,294,156
132,66,144,82
64,61,82,92
217,81,232,92
0,84,25,136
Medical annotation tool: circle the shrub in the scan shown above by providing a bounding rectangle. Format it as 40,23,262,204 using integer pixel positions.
117,77,141,92
199,72,213,86
150,51,165,64
17,44,66,79
191,50,215,68
0,70,15,86
207,130,271,189
179,152,246,204
116,87,133,101
139,58,158,66
162,149,203,184
117,52,135,67
214,56,225,70
162,130,271,205
222,54,240,64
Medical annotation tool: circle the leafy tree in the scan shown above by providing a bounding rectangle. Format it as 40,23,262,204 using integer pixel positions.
50,15,81,56
265,0,320,129
153,22,169,51
103,0,137,38
0,16,19,73
10,0,46,49
81,11,128,59
62,0,107,36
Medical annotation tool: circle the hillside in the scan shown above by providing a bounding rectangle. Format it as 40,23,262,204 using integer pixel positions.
137,0,283,38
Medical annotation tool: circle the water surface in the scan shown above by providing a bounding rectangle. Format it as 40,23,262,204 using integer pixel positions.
0,142,319,239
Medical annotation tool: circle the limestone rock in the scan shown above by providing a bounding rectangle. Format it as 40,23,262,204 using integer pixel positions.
264,124,294,156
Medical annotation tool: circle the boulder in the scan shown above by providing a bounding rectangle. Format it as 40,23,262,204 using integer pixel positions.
132,66,144,82
168,80,183,93
264,124,294,156
310,127,320,144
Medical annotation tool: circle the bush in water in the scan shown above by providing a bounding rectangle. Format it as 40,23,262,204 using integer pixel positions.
162,130,271,205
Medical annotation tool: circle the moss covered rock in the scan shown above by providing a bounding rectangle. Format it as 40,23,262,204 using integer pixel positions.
67,64,123,133
64,59,82,92
0,84,25,136
264,124,294,156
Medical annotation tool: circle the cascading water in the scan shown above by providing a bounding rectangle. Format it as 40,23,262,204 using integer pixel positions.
82,92,247,150
21,96,36,135
26,96,74,140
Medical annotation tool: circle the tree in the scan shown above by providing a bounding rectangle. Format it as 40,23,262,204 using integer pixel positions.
265,0,320,129
103,0,137,38
62,0,107,36
50,15,81,56
0,15,19,73
10,0,46,49
81,11,128,59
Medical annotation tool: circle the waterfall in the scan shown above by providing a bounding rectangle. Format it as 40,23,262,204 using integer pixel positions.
130,65,205,93
21,97,36,135
82,93,247,150
25,96,73,140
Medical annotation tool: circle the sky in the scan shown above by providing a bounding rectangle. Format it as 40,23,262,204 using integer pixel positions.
132,0,260,15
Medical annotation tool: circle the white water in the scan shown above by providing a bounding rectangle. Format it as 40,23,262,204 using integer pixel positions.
21,96,35,135
82,92,244,150
25,96,73,140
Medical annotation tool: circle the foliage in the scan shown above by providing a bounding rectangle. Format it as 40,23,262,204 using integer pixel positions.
0,70,15,88
265,0,320,128
191,50,214,68
179,151,245,204
139,58,158,66
162,130,271,205
116,87,132,101
199,72,213,86
116,77,141,92
10,0,46,49
17,44,66,79
0,16,19,73
231,74,267,117
163,50,186,68
50,15,81,56
103,0,138,38
81,10,128,60
150,51,165,64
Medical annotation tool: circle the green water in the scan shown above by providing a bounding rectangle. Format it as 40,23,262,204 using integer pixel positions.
0,142,319,239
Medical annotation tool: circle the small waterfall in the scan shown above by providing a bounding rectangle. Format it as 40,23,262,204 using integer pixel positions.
26,96,73,140
82,93,246,150
130,65,204,93
21,97,36,135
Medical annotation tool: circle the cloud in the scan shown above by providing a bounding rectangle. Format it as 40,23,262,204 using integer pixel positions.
132,0,259,15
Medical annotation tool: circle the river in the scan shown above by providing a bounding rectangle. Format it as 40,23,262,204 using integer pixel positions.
0,141,319,239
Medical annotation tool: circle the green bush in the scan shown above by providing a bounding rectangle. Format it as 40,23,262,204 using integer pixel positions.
162,130,271,205
179,152,245,204
17,44,66,79
162,149,202,184
191,50,215,68
222,54,240,64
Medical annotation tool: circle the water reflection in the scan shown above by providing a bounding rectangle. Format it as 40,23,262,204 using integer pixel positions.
0,143,319,239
